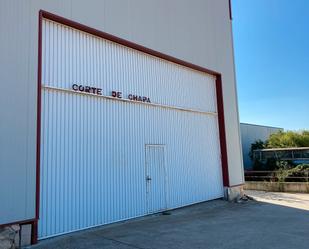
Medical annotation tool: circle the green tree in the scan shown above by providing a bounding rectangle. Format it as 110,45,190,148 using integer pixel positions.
249,139,265,160
249,140,266,170
266,130,309,148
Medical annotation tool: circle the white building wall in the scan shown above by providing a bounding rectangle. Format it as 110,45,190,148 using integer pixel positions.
0,0,243,225
240,123,283,169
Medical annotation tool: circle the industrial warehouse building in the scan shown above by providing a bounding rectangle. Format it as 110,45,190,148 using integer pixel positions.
240,123,283,169
0,0,244,244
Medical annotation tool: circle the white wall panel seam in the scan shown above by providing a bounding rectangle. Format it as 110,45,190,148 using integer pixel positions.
43,19,217,113
41,86,218,116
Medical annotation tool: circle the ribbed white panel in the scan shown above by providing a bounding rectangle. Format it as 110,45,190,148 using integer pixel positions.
39,19,223,239
42,20,217,113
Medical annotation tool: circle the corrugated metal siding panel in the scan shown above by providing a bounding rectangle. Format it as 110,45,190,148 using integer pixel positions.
39,19,223,238
240,124,283,169
42,20,217,113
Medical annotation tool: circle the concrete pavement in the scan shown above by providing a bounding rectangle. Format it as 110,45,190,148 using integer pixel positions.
245,190,309,210
29,194,309,249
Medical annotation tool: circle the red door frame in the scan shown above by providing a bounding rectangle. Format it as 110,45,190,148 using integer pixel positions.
31,10,230,243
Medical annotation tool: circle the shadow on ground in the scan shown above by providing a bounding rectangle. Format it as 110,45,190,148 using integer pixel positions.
29,197,309,249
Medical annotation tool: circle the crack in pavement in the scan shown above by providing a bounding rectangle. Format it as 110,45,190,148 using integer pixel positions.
101,236,147,249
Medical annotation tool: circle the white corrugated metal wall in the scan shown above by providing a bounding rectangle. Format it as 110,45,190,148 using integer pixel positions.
240,123,283,169
39,19,223,238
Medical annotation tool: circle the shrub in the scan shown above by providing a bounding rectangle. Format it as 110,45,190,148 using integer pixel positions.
249,130,309,171
267,130,309,148
249,140,265,160
275,163,309,182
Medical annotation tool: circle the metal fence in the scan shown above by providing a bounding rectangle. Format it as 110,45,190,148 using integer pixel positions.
252,147,309,165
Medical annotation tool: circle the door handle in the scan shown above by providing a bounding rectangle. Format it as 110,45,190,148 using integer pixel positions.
146,176,152,181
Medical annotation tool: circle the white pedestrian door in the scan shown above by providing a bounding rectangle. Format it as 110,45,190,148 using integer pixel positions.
145,145,167,214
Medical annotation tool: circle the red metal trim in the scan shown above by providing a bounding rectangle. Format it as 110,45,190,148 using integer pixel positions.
229,0,233,20
34,10,232,241
36,9,43,222
0,219,36,229
32,10,43,244
40,10,220,76
31,220,38,244
216,76,230,187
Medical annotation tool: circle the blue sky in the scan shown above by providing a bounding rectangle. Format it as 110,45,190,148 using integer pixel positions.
232,0,309,130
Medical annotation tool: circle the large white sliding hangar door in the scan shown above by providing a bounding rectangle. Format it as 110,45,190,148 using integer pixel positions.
38,11,228,239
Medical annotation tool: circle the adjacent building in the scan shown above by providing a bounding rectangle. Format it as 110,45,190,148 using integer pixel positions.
240,123,283,170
